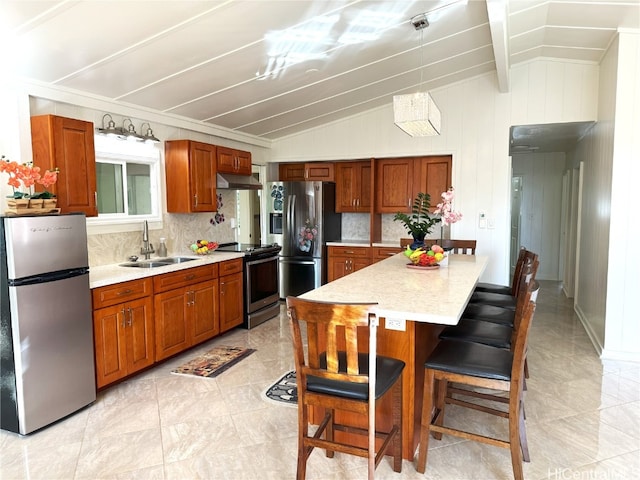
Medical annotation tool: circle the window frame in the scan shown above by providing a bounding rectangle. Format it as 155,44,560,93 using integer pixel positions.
88,135,162,229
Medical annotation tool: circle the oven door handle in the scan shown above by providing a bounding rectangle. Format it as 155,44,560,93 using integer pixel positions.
245,256,279,266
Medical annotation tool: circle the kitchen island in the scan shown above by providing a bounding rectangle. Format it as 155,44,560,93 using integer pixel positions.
300,252,488,460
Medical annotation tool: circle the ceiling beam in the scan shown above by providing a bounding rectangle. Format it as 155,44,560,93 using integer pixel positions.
486,0,510,93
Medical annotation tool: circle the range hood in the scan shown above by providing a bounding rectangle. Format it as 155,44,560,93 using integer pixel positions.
216,173,262,190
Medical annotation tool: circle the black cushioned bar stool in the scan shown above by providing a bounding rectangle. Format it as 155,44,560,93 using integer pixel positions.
416,298,538,480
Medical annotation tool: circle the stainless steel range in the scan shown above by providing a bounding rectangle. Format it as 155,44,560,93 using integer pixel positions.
216,242,282,329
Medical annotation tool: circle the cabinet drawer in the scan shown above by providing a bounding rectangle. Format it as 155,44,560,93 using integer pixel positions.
373,247,403,262
328,246,371,257
154,264,217,293
219,258,243,276
92,278,153,309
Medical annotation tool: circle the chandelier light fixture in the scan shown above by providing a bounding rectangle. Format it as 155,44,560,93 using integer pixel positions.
393,13,441,137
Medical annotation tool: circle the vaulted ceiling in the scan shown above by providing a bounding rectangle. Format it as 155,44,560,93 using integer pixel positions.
2,0,639,143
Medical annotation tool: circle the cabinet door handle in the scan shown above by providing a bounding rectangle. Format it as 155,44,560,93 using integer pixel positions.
127,308,133,326
408,197,411,208
94,192,98,206
120,308,126,328
194,194,198,207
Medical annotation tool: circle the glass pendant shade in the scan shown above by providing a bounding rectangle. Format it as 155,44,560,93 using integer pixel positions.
393,92,441,137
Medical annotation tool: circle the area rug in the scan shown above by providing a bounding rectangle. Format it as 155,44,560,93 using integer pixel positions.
171,346,256,378
263,370,297,407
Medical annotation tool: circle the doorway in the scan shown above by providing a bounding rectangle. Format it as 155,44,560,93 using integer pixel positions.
510,176,523,279
237,166,264,245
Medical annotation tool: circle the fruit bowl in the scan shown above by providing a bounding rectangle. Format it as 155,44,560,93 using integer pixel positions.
404,243,446,268
406,263,440,270
189,240,219,255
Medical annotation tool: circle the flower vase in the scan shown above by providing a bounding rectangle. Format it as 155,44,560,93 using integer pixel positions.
6,198,30,214
43,198,57,210
410,233,426,250
29,198,44,209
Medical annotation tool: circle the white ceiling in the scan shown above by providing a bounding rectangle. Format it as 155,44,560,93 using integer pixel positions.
2,0,639,148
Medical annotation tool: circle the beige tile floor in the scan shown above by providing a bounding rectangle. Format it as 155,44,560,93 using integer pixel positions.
1,281,639,479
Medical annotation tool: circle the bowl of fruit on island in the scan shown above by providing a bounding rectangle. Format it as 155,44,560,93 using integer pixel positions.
190,240,219,255
404,244,446,269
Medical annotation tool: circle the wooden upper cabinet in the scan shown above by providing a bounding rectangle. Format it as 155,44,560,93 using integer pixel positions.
30,115,98,217
416,156,452,212
374,156,452,214
279,162,334,181
335,161,371,213
217,146,251,175
165,140,217,213
374,158,417,213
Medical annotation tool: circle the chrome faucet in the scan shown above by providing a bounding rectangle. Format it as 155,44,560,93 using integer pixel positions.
140,220,155,260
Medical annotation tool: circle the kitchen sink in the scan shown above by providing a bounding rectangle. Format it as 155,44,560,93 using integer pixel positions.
155,256,198,264
119,257,198,268
120,261,171,268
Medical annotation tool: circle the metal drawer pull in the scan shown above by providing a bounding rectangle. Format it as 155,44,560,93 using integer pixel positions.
116,289,133,296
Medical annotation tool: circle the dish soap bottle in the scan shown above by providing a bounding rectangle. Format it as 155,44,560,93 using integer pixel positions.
158,237,167,257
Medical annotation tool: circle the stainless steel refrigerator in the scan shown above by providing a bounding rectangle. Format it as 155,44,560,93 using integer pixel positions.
1,213,96,435
266,181,341,298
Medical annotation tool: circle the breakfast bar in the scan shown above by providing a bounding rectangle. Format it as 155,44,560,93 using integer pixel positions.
300,252,489,460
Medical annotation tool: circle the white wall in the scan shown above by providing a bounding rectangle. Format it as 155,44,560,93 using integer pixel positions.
272,59,600,287
570,31,640,361
603,31,640,360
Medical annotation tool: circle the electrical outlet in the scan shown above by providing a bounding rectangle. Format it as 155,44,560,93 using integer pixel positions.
385,318,406,331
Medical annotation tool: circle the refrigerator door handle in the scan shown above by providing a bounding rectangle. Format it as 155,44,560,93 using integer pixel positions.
280,259,317,265
287,194,296,251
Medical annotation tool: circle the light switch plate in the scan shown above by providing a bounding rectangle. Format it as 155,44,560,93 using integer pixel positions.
479,211,487,229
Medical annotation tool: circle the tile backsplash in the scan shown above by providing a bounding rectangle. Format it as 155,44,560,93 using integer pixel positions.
340,213,443,245
88,191,237,267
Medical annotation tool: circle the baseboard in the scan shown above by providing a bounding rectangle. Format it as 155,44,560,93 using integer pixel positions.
574,303,604,356
574,304,640,362
600,349,640,362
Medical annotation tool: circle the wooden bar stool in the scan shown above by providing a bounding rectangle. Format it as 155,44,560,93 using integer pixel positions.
286,297,405,480
416,298,537,480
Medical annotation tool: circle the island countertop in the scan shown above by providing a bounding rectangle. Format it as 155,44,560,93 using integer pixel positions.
301,253,489,325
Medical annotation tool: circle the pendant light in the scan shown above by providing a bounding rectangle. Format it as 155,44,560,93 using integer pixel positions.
393,13,441,137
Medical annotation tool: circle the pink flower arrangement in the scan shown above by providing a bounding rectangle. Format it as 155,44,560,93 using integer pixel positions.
433,187,462,226
1,155,59,199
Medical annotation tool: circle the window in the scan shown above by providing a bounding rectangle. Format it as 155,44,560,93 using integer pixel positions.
90,135,161,226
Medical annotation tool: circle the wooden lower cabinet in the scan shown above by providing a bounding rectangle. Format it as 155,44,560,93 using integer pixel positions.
219,271,243,332
93,261,246,387
372,246,403,263
154,278,219,361
327,246,372,282
193,279,220,343
92,279,155,389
